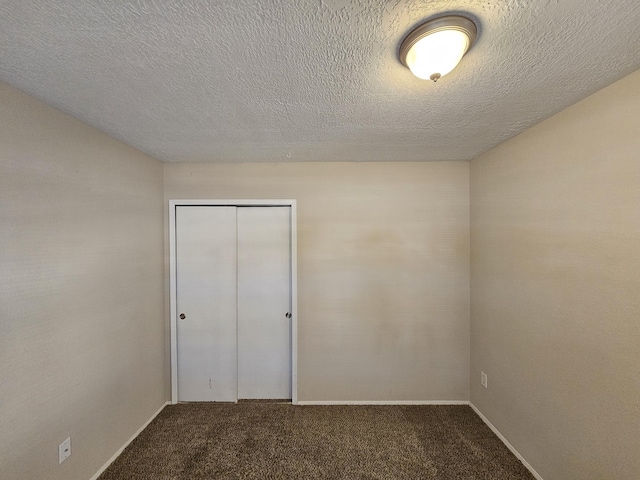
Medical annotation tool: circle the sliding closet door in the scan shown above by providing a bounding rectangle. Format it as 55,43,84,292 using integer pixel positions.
237,207,291,399
176,206,237,402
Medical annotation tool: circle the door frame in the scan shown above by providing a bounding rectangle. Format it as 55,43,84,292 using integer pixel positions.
169,199,298,405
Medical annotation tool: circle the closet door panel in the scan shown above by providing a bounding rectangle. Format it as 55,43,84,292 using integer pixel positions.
237,207,291,399
176,206,237,401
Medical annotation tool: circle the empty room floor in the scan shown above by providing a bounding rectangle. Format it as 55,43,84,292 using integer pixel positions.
98,403,534,479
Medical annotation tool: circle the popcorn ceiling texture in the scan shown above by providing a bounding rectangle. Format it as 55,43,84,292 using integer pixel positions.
1,0,639,163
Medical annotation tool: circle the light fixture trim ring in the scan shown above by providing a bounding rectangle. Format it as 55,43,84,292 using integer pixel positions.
399,15,478,69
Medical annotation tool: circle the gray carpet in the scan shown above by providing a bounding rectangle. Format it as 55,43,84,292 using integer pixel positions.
98,404,535,479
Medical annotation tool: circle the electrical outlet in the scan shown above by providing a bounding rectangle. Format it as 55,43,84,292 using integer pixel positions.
480,371,488,388
59,437,71,464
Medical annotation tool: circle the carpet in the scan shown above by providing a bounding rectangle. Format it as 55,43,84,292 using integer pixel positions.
98,403,535,479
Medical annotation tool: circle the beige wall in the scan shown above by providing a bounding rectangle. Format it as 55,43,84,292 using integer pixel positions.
0,82,165,480
470,70,640,479
164,162,470,402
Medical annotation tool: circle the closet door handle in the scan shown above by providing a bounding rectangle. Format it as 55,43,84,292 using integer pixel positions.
285,312,292,318
179,313,186,320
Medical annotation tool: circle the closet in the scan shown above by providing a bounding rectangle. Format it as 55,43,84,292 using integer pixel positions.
170,202,295,402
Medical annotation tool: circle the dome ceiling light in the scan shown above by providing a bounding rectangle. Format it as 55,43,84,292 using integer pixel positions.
399,15,477,82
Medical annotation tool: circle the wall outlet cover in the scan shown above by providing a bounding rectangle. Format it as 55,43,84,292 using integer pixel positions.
59,437,71,464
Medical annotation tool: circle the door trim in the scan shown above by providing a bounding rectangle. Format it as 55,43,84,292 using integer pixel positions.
169,199,298,405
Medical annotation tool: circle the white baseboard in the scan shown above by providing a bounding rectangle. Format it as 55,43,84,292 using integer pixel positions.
469,403,544,480
90,401,169,480
297,400,469,405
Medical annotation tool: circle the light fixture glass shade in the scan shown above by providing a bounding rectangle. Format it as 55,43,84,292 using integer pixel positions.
405,30,470,80
399,15,477,82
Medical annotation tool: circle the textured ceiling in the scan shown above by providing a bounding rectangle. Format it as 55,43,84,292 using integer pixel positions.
1,1,639,163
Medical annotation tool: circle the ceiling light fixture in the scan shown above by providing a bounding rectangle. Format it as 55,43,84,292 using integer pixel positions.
399,15,477,82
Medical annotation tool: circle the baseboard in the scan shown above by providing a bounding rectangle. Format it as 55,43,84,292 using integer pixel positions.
469,403,544,480
297,400,470,405
90,401,169,480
